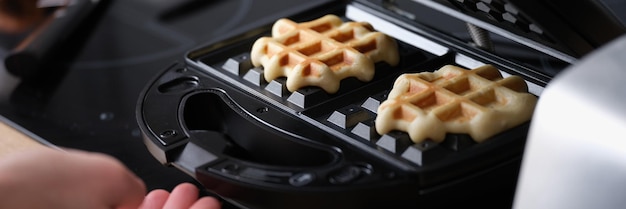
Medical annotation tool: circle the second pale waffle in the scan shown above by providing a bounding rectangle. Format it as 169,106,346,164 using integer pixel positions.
250,14,399,93
375,65,538,143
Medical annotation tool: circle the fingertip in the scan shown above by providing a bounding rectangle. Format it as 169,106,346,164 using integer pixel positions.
170,182,200,198
190,196,222,209
162,183,200,208
146,189,170,199
139,189,170,209
174,182,199,192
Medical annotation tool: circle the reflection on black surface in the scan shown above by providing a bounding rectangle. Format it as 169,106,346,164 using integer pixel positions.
159,0,227,21
6,1,110,116
379,0,570,77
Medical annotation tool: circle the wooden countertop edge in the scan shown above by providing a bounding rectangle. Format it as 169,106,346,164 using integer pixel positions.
0,118,51,158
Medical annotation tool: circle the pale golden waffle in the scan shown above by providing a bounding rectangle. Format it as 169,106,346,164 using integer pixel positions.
250,14,399,93
375,65,537,143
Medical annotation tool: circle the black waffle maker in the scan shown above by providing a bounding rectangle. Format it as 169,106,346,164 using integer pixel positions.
136,0,624,208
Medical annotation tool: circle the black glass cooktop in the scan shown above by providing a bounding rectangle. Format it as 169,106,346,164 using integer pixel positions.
0,1,330,208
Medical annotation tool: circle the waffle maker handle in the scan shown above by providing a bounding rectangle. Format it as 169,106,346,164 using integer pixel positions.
140,85,379,184
137,67,417,208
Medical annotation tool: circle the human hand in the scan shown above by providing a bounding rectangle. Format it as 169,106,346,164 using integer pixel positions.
139,183,222,209
0,147,223,209
0,147,147,209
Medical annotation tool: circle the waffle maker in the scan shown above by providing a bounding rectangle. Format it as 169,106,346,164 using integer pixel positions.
136,0,625,208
